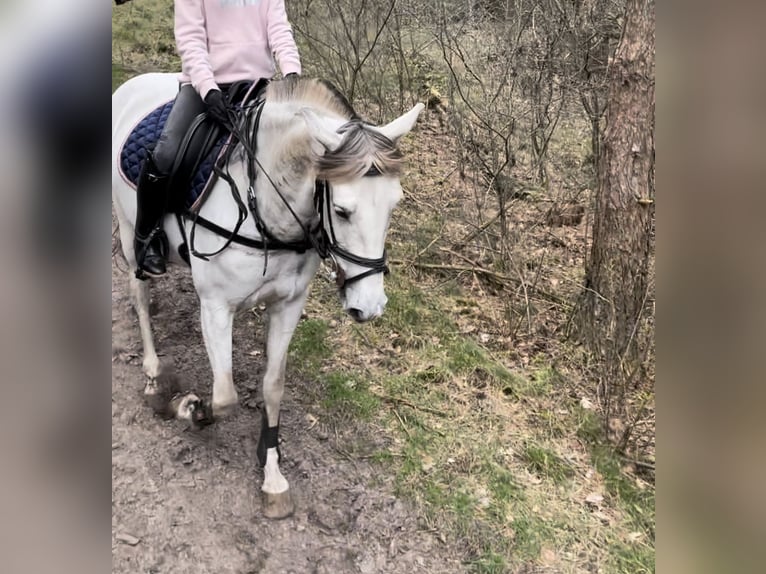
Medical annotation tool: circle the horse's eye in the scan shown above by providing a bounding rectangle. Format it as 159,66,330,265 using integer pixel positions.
334,207,351,221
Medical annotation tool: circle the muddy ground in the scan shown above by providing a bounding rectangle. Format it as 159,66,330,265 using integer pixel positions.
111,257,466,574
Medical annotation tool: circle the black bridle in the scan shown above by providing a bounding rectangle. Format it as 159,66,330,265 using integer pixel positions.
314,178,389,289
187,94,390,290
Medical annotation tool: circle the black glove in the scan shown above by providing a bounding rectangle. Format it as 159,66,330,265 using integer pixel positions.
204,90,229,125
284,73,299,80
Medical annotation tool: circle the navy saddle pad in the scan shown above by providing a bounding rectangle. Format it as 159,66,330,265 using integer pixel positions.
119,101,224,209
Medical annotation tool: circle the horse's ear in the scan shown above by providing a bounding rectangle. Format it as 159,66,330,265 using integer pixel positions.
376,103,425,144
298,108,343,153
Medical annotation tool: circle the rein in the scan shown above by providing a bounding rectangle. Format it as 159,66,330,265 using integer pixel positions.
187,87,389,289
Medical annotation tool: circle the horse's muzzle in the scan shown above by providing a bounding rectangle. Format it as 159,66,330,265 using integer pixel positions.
346,305,384,323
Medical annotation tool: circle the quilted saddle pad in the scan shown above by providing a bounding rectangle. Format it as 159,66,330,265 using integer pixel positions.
119,101,225,209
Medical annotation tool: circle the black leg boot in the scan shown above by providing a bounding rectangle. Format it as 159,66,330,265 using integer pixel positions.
134,157,170,278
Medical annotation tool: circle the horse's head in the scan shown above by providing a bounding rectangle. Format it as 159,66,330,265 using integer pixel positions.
301,102,424,323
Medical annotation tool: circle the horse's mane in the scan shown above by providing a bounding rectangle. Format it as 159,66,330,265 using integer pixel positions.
265,78,358,120
264,78,403,181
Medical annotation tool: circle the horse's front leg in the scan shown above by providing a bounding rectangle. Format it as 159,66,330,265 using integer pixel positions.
199,298,238,417
258,293,309,519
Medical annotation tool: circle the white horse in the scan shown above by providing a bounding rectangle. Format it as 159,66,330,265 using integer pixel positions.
112,73,423,518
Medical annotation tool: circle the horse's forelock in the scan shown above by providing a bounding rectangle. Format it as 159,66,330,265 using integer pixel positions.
317,122,403,182
265,79,403,182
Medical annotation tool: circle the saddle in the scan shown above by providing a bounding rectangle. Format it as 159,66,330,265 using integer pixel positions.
119,79,269,214
172,80,269,213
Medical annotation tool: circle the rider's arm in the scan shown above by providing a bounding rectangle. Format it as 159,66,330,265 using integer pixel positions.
266,0,301,77
175,0,218,99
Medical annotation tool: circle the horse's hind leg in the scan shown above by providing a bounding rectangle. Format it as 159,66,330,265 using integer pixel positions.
257,292,309,519
130,275,162,381
116,198,205,423
114,201,158,380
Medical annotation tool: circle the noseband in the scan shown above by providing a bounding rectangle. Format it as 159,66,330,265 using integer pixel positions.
313,178,389,290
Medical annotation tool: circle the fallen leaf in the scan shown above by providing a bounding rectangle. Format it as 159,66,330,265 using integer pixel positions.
475,487,490,508
580,397,594,410
540,547,557,565
585,493,604,507
116,532,140,546
525,470,542,485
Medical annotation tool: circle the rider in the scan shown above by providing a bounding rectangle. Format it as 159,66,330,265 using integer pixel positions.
134,0,302,277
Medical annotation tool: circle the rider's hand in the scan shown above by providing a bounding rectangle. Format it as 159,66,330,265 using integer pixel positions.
204,90,229,125
284,73,299,80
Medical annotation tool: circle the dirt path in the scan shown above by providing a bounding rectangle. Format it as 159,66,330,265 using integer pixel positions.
111,259,465,574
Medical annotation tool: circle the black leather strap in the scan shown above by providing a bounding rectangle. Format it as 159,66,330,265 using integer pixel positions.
187,212,313,253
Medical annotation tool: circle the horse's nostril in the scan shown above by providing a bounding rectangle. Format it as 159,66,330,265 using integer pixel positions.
348,308,365,322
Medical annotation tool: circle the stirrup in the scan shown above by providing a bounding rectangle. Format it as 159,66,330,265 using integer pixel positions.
135,228,168,280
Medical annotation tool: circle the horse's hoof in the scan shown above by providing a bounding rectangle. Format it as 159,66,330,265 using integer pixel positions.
262,489,294,519
144,379,169,415
144,375,178,416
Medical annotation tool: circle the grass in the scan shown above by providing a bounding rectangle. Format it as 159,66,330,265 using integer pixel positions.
112,0,178,72
521,441,575,484
288,318,331,373
576,407,656,572
112,63,133,92
321,372,379,419
296,274,655,572
288,318,379,420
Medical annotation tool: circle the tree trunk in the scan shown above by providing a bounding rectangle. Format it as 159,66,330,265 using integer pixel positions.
578,0,655,439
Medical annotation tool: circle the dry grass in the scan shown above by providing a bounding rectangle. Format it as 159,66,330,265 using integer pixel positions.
299,272,654,573
112,0,178,73
294,108,654,572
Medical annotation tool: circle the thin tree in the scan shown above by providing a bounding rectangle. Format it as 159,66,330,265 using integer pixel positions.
578,0,655,446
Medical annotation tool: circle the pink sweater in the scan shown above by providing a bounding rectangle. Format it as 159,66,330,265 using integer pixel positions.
175,0,302,99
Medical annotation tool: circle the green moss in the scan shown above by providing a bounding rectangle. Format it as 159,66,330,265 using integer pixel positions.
322,372,379,419
521,441,574,484
289,318,331,375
